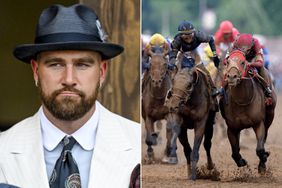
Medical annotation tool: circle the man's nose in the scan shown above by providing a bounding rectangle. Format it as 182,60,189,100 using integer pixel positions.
62,66,77,86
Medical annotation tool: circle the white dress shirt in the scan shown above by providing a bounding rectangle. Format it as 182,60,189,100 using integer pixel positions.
40,102,99,188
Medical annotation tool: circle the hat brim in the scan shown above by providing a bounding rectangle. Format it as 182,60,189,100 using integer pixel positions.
13,41,124,63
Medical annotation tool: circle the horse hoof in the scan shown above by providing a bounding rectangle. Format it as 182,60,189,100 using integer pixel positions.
207,162,215,170
161,156,178,164
146,134,158,146
258,163,266,174
237,158,247,167
151,134,158,146
190,172,197,181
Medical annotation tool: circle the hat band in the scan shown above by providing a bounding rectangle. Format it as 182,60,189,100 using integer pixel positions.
35,33,102,44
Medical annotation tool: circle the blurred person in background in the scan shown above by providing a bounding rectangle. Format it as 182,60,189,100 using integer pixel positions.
214,20,240,59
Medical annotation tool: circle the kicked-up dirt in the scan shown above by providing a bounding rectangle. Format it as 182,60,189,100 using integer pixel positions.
142,94,282,188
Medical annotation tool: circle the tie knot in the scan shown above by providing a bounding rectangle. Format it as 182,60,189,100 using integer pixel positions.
62,136,76,151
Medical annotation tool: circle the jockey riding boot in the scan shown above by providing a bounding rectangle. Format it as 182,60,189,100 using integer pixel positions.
256,67,273,105
264,85,272,106
257,67,272,97
197,63,219,112
209,80,219,112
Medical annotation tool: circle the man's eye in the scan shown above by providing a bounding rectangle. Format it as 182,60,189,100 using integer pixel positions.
76,63,90,69
49,63,63,67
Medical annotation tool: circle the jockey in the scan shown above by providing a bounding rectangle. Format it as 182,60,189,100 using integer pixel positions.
214,20,240,57
142,33,170,91
142,33,170,71
253,34,270,70
169,20,220,110
225,34,272,99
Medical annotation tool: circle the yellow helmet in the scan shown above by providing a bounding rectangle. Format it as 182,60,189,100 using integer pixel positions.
149,33,166,46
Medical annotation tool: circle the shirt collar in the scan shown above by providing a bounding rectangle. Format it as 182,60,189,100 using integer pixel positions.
40,102,99,151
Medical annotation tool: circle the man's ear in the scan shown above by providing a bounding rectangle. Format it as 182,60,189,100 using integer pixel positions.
31,59,39,86
99,60,108,87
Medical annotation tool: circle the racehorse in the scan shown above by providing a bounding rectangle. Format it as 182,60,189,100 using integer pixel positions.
219,50,277,173
164,58,216,180
142,46,171,163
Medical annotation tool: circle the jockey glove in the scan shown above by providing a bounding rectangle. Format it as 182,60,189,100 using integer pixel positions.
168,63,176,70
212,56,220,68
142,62,150,70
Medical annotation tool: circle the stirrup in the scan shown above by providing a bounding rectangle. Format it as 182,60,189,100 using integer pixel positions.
212,87,224,97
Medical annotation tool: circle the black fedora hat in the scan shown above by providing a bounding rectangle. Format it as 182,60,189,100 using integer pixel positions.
13,4,124,63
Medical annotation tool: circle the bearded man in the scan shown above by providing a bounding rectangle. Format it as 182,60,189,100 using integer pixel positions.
0,4,140,188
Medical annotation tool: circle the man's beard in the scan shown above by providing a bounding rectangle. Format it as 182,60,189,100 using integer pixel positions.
38,80,99,121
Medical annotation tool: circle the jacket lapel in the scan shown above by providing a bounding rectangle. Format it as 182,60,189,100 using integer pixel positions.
2,113,49,188
87,103,137,188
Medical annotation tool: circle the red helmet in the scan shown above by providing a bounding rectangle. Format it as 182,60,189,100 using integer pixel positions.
233,34,254,52
220,20,233,33
232,28,240,36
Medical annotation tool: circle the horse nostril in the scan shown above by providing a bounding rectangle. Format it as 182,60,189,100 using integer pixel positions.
227,74,230,78
234,75,237,78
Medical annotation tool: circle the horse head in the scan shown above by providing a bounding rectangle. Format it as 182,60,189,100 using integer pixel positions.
225,50,249,87
165,67,197,113
148,45,169,88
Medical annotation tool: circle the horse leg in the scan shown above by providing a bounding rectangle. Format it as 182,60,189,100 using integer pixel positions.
178,125,192,179
166,122,180,164
253,122,269,174
145,117,157,162
161,125,178,164
227,127,247,167
190,120,206,180
204,111,215,170
165,127,172,157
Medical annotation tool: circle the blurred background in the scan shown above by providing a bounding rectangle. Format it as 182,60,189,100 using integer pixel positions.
142,0,282,91
0,0,140,131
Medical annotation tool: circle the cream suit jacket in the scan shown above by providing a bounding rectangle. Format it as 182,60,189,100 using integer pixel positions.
0,102,141,188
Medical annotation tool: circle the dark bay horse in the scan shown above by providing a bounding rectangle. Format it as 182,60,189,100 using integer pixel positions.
219,50,277,173
142,47,171,162
164,64,216,180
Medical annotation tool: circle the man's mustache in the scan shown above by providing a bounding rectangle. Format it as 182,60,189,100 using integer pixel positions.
53,86,85,97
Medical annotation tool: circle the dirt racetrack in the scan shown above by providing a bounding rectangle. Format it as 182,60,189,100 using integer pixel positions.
142,94,282,188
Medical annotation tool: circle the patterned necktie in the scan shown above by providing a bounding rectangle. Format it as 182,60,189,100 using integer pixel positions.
49,136,81,188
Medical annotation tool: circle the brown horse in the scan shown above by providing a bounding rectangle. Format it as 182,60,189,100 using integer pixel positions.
219,50,277,173
142,47,171,162
164,64,216,180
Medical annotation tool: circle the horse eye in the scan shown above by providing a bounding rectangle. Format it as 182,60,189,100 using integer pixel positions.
241,61,245,66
